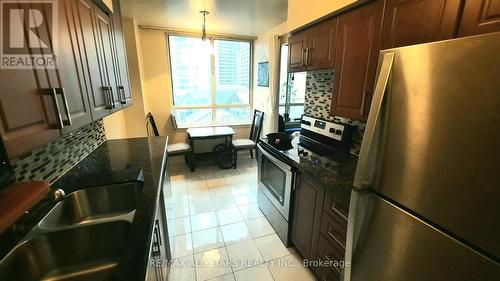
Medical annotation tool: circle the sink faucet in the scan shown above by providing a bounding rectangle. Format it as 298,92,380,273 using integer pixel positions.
53,189,65,202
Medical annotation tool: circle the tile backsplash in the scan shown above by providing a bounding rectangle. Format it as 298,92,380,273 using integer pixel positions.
11,120,106,183
304,69,366,155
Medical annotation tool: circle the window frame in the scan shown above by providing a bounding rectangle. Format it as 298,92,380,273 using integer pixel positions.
167,33,254,127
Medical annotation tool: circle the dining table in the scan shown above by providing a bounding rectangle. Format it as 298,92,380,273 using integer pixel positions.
186,126,236,170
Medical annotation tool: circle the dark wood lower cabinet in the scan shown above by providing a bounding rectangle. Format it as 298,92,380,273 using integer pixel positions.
291,174,325,260
291,174,349,281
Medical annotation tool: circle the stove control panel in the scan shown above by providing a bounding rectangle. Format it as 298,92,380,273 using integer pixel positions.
301,115,346,141
298,147,337,171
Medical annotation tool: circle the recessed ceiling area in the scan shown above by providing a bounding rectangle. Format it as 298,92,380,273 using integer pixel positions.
120,0,288,37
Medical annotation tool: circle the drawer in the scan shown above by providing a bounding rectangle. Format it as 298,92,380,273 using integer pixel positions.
317,234,345,279
320,209,347,247
324,191,349,219
316,265,341,281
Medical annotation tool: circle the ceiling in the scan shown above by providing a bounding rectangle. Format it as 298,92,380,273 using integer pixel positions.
120,0,288,37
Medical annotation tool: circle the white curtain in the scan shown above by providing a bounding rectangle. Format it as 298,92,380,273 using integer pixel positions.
267,35,281,133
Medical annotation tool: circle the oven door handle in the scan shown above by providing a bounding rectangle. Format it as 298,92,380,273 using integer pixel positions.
257,143,292,172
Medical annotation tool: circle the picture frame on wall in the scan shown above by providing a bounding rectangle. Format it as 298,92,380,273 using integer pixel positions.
257,61,269,87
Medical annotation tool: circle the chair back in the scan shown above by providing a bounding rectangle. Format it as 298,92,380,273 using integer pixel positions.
249,110,264,142
278,114,285,132
146,112,160,137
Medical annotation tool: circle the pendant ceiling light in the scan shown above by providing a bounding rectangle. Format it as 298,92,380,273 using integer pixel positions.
199,10,214,54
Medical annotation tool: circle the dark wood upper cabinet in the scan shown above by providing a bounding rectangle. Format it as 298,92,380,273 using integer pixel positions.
305,17,338,71
458,0,500,36
48,0,93,134
0,0,132,159
288,18,338,72
288,31,307,72
331,0,383,121
0,68,60,158
381,0,462,49
291,174,325,260
72,0,111,120
112,0,132,108
94,7,121,112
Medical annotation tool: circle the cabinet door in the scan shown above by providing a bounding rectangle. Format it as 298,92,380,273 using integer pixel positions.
381,0,462,49
111,0,132,107
288,31,307,72
291,174,324,260
331,0,383,121
458,0,500,36
306,17,338,71
45,0,93,134
72,0,111,120
0,4,60,158
94,7,121,112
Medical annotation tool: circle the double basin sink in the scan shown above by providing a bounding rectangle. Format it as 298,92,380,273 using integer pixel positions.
0,181,144,281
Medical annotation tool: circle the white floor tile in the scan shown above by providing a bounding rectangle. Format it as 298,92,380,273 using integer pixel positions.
207,273,236,281
255,233,294,261
169,233,193,259
220,221,253,245
267,254,315,281
238,203,264,220
246,217,275,238
191,211,218,232
167,216,191,236
194,247,232,281
211,195,238,211
209,186,233,198
169,255,196,281
206,177,227,188
226,239,265,271
192,227,225,254
216,207,244,226
233,266,274,281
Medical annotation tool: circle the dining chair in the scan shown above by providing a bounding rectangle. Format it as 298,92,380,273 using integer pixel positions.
146,113,194,171
231,110,264,169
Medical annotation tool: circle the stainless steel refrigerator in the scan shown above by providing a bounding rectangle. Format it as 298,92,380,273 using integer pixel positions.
344,32,500,281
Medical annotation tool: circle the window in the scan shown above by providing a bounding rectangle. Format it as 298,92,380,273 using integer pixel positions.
278,44,305,123
168,35,252,126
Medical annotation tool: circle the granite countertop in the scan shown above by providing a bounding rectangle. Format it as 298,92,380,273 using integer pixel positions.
259,136,358,209
0,137,168,281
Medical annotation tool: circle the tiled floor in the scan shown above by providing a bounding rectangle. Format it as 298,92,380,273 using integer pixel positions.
165,157,316,281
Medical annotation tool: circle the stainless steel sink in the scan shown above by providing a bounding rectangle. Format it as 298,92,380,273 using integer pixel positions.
39,182,142,229
0,220,131,281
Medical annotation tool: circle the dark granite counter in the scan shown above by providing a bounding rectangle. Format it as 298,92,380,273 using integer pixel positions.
259,136,358,209
0,137,168,281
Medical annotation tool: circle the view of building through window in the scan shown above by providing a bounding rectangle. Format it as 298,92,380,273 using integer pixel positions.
169,36,251,125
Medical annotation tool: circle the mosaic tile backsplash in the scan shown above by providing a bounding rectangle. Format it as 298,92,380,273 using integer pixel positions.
304,69,366,155
11,120,106,183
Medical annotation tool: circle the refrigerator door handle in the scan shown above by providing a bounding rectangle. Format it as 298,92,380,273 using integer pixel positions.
353,52,394,190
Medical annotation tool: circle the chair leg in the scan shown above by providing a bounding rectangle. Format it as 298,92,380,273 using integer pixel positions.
184,154,188,164
249,149,253,159
233,149,238,169
188,152,195,172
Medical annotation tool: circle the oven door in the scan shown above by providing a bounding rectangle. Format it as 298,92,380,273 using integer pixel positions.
257,143,293,221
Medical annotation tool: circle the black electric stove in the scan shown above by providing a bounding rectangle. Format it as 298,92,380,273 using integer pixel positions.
259,115,354,172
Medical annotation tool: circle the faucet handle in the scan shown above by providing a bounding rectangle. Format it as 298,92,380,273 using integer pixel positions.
53,189,65,202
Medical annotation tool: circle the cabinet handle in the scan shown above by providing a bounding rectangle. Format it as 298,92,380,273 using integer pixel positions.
302,49,307,67
103,87,113,109
43,88,72,129
155,219,162,246
118,86,126,104
305,48,310,67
